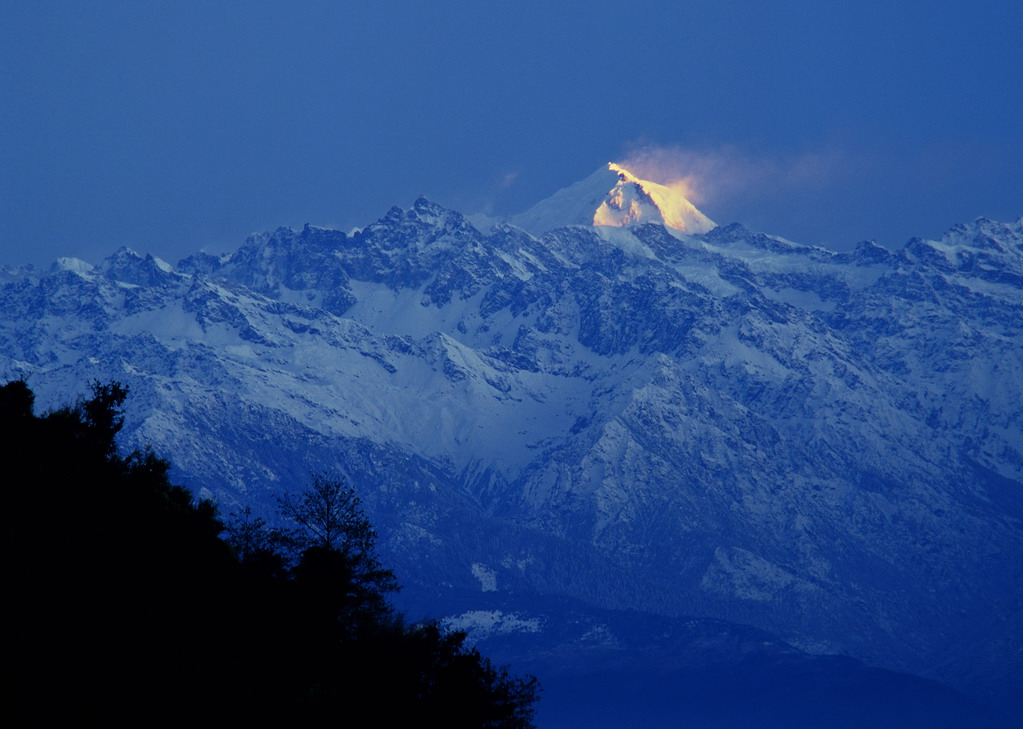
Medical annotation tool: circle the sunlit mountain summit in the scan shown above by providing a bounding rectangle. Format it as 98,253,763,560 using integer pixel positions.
511,162,716,236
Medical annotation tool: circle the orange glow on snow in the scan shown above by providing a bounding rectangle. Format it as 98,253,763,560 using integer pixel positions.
593,162,708,233
592,164,648,227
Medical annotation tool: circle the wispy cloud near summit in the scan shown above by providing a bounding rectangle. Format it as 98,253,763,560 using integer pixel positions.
620,142,853,210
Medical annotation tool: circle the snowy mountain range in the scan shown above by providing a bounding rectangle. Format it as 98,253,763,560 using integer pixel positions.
2,165,1021,720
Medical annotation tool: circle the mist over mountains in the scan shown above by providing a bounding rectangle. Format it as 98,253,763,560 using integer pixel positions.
2,167,1021,725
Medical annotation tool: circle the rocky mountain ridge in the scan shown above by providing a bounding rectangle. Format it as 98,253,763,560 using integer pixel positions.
2,199,1021,713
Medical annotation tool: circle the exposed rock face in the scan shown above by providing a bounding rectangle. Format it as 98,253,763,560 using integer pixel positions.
3,201,1021,709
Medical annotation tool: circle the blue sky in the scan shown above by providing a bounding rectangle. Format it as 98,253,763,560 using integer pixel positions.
2,0,1021,267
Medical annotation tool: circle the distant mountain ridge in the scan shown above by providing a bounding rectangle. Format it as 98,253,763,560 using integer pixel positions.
2,184,1022,717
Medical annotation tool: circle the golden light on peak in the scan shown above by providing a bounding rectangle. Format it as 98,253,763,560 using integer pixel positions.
593,161,713,234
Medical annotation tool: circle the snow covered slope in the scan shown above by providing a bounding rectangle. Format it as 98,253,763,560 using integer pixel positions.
2,199,1022,712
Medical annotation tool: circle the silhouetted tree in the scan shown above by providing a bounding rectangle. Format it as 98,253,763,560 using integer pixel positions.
278,474,399,600
278,474,372,549
1,381,540,728
386,619,541,728
224,506,292,580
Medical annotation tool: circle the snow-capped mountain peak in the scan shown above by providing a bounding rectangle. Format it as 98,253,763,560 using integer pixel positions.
511,162,716,236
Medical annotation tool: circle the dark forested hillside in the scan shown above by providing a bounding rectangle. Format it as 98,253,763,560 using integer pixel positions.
0,380,537,727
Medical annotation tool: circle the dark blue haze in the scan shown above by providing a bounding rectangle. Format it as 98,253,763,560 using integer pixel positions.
2,1,1022,266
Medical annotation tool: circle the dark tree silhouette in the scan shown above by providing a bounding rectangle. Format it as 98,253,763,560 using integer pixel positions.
278,474,379,552
223,506,294,583
1,381,539,728
278,474,399,610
